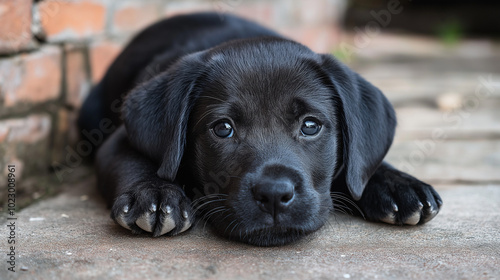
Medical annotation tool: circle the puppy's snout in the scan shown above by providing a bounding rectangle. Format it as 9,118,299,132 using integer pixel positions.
252,177,295,216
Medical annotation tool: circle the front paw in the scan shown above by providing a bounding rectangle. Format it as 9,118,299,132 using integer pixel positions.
110,183,193,236
359,167,443,225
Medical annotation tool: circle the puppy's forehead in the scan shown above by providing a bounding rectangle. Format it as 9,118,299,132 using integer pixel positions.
200,40,332,116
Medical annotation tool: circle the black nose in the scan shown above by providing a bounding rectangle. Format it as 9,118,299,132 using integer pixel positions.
252,177,295,216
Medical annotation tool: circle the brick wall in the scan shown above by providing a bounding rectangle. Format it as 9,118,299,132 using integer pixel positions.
0,0,346,210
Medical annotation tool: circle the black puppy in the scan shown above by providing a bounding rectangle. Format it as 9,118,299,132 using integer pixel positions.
78,12,442,246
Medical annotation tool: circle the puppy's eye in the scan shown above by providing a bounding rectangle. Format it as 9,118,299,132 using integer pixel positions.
301,119,321,136
213,121,234,138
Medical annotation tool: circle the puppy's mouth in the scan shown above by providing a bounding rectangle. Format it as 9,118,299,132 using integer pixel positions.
198,200,329,246
193,196,327,246
225,224,322,247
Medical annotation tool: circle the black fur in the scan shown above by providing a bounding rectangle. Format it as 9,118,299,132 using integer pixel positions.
79,12,442,246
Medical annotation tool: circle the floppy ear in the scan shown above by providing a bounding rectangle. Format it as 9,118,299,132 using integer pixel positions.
122,52,204,181
320,55,396,200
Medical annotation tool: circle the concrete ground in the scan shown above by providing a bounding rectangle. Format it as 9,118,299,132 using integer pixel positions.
3,34,500,279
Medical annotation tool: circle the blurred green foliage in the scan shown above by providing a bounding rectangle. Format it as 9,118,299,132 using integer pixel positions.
332,48,353,63
436,20,463,47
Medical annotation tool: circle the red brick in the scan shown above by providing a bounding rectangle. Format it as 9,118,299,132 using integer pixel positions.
38,0,106,42
281,0,347,27
89,40,122,83
0,125,7,143
1,154,24,188
164,2,214,18
51,109,80,163
231,1,276,28
56,109,69,140
279,25,342,53
0,114,52,144
65,46,90,107
0,46,62,107
112,2,162,34
0,114,52,191
0,0,33,54
66,109,80,147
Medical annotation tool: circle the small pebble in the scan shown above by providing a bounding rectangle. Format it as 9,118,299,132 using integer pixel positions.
80,195,89,201
29,217,45,222
343,274,351,278
437,92,463,112
61,214,69,218
21,266,28,271
66,252,72,256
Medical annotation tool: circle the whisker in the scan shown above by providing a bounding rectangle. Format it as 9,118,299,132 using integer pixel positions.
330,193,365,219
330,211,354,228
229,221,241,236
201,206,226,220
191,193,228,205
333,203,353,213
324,216,335,230
192,198,227,214
193,197,226,209
202,208,229,231
330,200,354,216
332,207,350,216
193,207,227,229
330,212,344,227
214,212,234,230
224,219,238,236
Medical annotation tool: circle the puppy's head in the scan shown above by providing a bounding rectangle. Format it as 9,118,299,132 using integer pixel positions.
123,38,395,246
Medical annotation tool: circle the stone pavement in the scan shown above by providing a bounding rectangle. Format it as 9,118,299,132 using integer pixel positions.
2,35,500,279
3,178,500,280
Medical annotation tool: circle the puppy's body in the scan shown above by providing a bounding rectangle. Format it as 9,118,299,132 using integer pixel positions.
79,13,442,246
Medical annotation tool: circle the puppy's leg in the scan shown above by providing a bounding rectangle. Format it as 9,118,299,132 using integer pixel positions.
353,162,443,225
96,126,193,236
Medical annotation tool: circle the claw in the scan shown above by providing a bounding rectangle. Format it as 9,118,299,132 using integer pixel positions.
161,205,172,214
392,203,399,212
179,218,192,233
427,201,432,207
380,213,396,224
423,208,439,223
149,203,157,213
136,213,153,232
160,215,176,235
437,198,443,207
183,211,189,219
404,211,421,225
418,201,424,210
123,205,129,213
116,213,131,230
